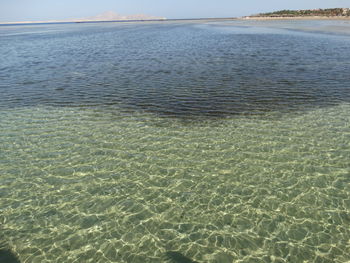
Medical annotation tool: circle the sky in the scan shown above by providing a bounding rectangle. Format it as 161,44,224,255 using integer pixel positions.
0,0,349,22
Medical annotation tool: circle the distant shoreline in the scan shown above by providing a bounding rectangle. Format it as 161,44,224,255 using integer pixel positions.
2,16,350,26
242,16,350,20
0,19,166,26
0,17,239,26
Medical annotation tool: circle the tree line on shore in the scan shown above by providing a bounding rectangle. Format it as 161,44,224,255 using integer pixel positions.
254,8,350,17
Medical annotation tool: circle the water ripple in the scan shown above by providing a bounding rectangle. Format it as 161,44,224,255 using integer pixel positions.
0,22,350,118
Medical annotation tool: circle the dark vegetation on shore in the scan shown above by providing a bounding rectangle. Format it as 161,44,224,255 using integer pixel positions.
253,8,350,17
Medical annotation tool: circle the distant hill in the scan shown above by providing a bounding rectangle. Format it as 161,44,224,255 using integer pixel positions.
77,11,166,22
0,11,166,25
251,8,350,18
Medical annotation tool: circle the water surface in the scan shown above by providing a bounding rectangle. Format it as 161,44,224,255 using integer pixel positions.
0,20,350,262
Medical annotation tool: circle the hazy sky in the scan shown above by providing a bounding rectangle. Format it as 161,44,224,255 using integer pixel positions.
0,0,349,22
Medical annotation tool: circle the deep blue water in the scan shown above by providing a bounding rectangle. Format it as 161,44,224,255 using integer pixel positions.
1,21,350,118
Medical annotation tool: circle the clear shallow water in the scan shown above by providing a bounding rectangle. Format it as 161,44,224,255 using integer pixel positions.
0,20,350,262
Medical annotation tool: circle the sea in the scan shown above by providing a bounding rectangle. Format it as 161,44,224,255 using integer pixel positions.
0,19,350,262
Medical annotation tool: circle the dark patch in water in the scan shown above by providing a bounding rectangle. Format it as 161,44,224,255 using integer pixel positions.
1,24,350,118
165,251,198,263
0,249,20,263
55,87,65,91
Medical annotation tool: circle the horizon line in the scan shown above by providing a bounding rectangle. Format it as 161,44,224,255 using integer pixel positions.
0,17,241,25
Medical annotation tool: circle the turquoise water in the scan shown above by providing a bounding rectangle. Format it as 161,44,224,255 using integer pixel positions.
1,20,350,262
